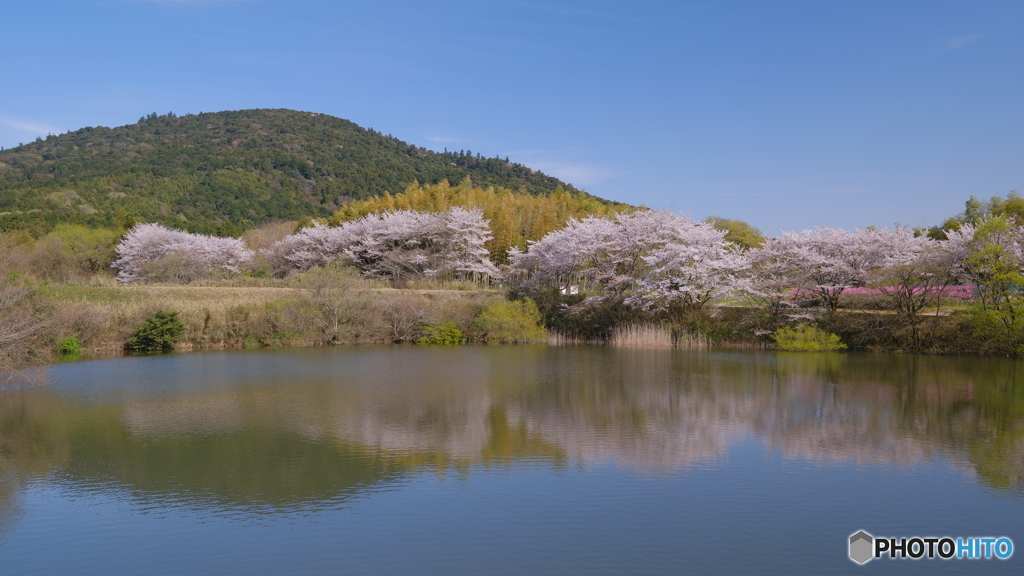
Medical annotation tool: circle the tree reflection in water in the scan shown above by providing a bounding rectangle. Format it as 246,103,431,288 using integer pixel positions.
0,346,1021,531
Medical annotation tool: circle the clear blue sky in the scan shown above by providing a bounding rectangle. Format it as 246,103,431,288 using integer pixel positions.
2,1,1021,233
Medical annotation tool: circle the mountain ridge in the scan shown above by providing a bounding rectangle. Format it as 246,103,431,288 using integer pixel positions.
0,108,611,236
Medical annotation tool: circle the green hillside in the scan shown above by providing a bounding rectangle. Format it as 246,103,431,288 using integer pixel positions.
0,109,583,236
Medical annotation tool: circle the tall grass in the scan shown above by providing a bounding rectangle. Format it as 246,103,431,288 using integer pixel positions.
547,331,589,346
607,324,710,349
610,324,673,348
673,328,711,350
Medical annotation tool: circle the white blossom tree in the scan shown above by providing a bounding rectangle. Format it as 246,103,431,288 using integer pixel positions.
764,227,888,313
262,221,358,272
508,210,689,294
510,210,747,316
742,237,806,314
868,229,956,319
438,207,503,279
508,216,620,292
599,210,689,292
625,220,748,317
112,223,253,283
860,228,969,348
267,208,500,281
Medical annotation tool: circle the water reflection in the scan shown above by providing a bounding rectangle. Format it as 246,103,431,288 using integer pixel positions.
1,346,1021,526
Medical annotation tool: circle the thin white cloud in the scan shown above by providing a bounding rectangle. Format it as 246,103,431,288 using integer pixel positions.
942,34,984,51
528,160,618,187
0,115,60,137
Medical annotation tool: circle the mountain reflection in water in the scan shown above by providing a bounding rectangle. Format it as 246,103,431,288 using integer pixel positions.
1,346,1022,526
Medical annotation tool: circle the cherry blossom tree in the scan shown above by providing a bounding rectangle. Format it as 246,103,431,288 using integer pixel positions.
742,237,806,314
744,227,972,323
868,229,957,319
863,229,963,348
262,221,358,272
438,206,502,279
112,223,253,283
267,208,500,281
599,210,689,292
765,227,887,313
509,210,689,293
510,210,747,316
507,216,620,291
625,220,748,317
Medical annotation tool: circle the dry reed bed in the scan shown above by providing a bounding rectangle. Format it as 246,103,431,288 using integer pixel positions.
611,324,674,348
551,323,711,350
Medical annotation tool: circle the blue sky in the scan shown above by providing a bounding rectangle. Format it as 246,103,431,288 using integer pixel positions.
2,0,1022,233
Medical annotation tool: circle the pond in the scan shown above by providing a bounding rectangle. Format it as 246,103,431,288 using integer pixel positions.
1,346,1021,574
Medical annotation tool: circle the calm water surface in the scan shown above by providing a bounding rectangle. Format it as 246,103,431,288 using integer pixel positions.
1,346,1021,575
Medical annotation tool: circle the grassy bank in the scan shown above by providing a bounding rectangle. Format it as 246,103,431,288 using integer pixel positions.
531,288,1017,355
1,267,539,372
3,268,1021,376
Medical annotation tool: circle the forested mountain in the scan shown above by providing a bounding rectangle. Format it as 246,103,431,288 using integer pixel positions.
0,109,594,236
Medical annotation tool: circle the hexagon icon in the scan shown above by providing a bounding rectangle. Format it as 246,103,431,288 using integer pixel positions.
849,531,874,565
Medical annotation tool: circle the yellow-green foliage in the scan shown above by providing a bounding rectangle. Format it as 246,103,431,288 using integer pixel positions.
472,298,548,344
417,322,465,345
772,325,846,352
327,177,632,263
32,224,120,281
704,216,765,249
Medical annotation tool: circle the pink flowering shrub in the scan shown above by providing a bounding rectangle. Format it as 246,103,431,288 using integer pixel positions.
792,286,974,299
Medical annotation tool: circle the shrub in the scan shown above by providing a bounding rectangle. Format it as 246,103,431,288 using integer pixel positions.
128,311,185,352
374,292,430,343
417,322,465,345
58,336,81,357
771,325,846,352
967,307,1024,356
0,280,54,372
472,298,548,344
298,263,378,344
29,225,120,282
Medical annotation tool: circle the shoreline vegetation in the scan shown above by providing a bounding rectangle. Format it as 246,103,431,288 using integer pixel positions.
0,264,1013,376
4,175,1024,374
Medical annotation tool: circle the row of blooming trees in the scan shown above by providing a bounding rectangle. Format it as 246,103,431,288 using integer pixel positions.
113,208,500,283
113,209,1024,332
507,211,1023,332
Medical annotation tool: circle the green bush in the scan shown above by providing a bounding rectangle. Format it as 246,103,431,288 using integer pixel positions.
128,311,185,352
472,298,548,344
58,335,81,358
967,307,1024,355
772,325,846,352
417,322,465,345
